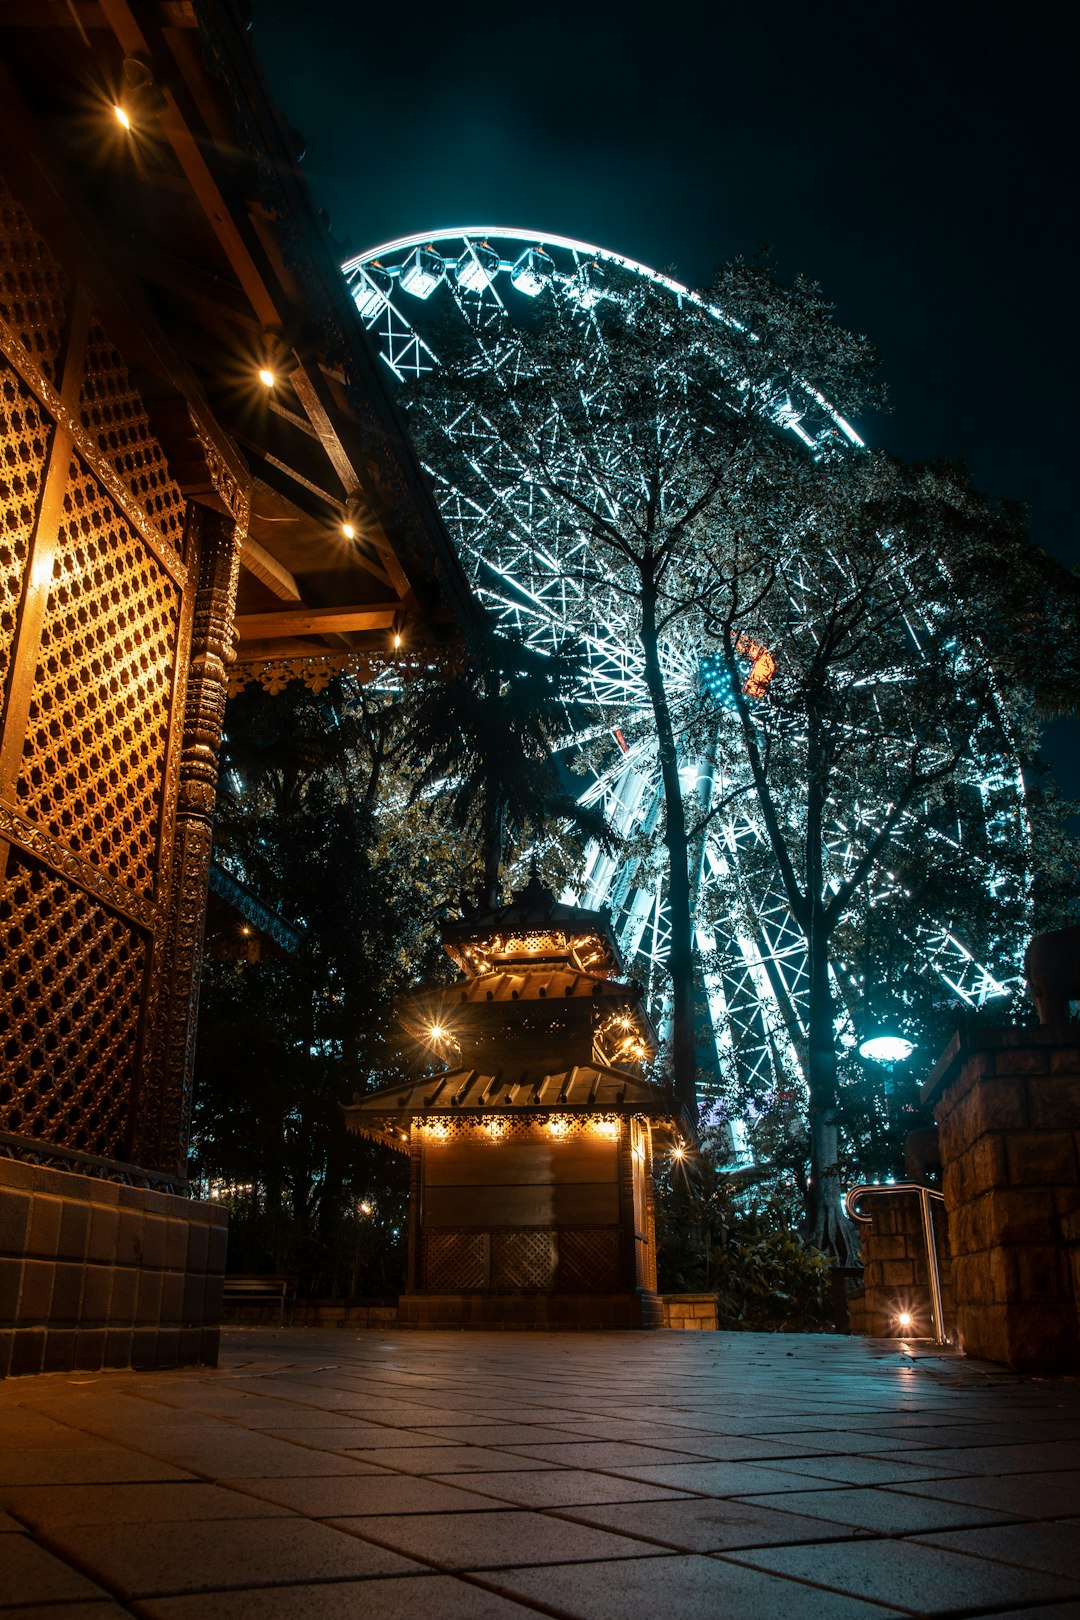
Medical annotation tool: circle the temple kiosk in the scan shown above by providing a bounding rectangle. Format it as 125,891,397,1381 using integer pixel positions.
345,878,687,1328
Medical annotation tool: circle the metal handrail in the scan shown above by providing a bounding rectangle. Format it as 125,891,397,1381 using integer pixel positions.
845,1181,947,1345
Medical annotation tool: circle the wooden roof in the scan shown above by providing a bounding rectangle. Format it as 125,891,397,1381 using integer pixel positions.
0,0,474,679
344,1066,681,1151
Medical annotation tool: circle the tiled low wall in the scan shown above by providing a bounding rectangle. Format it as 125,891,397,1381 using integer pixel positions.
0,1157,227,1377
397,1290,664,1329
662,1294,718,1330
924,1026,1080,1370
846,1192,953,1339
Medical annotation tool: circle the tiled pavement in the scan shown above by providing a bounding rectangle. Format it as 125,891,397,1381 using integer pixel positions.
2,1330,1080,1618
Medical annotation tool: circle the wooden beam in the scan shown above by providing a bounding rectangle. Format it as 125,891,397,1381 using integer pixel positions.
239,536,301,602
234,604,401,640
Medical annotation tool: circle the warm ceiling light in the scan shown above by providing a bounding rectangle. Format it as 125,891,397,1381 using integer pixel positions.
258,366,276,389
429,1023,446,1041
113,103,132,131
896,1310,913,1330
342,520,357,540
392,632,403,649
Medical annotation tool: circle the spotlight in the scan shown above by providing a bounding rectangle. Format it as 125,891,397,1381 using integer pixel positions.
896,1311,913,1330
112,55,155,133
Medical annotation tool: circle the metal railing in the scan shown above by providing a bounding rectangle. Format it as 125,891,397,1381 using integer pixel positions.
845,1181,947,1345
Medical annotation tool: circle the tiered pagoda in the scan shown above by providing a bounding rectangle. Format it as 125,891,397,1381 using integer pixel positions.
345,876,688,1328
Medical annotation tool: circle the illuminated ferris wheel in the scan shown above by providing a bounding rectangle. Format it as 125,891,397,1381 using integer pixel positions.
342,228,1025,1114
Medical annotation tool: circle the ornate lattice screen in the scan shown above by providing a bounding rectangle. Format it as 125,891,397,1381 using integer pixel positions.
0,180,210,1171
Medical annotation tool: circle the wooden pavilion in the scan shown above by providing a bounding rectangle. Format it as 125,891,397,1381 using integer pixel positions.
346,876,689,1329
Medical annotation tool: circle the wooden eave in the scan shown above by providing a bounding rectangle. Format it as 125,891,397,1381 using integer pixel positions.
0,0,477,664
344,1066,682,1153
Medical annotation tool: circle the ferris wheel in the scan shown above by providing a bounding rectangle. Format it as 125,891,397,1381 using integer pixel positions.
341,228,1025,1115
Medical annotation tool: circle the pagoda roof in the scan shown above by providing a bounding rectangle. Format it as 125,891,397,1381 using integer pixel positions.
442,874,623,975
344,1065,682,1151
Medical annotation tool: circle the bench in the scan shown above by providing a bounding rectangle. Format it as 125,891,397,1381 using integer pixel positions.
221,1275,297,1327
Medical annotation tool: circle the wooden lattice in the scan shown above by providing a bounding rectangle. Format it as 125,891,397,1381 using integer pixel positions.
0,363,50,696
15,454,181,894
0,185,69,383
490,1229,556,1290
0,849,146,1157
557,1226,620,1292
79,323,187,555
422,1230,487,1290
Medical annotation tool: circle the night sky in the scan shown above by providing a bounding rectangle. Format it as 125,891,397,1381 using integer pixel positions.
251,0,1077,792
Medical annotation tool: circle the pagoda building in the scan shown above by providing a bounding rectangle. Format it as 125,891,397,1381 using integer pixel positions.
345,876,689,1329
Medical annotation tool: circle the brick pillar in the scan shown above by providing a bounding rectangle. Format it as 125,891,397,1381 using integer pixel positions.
923,1027,1080,1370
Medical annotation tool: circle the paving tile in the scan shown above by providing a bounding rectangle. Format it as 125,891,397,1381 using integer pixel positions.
890,1441,1080,1475
127,1436,393,1479
139,1573,539,1619
605,1459,853,1496
495,1440,708,1469
330,1508,668,1570
1,1606,133,1619
40,1517,426,1597
554,1494,873,1552
726,1536,1080,1613
1,1481,290,1527
427,1469,695,1509
233,1473,501,1516
338,1444,561,1475
889,1472,1080,1518
0,1448,195,1486
912,1520,1080,1581
733,1486,1016,1535
762,1455,959,1487
0,1536,114,1604
483,1553,903,1618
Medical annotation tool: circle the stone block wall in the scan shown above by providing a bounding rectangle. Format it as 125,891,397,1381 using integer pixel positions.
846,1191,953,1339
924,1027,1080,1370
661,1294,719,1330
397,1290,664,1330
0,1157,227,1377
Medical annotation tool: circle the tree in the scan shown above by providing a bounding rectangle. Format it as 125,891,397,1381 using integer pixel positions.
401,619,610,907
702,450,1080,1256
192,680,468,1295
405,258,882,1123
405,256,1080,1254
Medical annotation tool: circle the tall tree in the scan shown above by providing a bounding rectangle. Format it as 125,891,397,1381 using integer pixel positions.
406,259,882,1121
702,451,1080,1255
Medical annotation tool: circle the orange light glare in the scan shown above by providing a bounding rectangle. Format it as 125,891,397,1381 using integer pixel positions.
113,103,132,130
673,1144,685,1161
258,366,276,389
342,521,357,539
897,1311,913,1329
392,632,403,649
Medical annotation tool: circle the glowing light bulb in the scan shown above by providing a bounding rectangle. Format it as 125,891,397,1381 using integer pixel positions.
392,632,403,649
342,521,357,539
897,1311,913,1330
113,103,132,131
673,1144,686,1161
429,1023,446,1041
258,366,276,389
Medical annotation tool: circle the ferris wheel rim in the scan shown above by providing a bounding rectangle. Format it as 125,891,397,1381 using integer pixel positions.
344,226,865,449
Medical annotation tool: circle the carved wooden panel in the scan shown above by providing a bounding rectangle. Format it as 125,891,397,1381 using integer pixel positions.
557,1227,619,1293
422,1231,487,1291
0,847,147,1156
0,175,221,1173
78,324,187,558
14,454,181,894
490,1229,556,1290
0,190,69,384
0,364,50,695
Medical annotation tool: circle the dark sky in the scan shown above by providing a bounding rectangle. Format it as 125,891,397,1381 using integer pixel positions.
251,0,1078,791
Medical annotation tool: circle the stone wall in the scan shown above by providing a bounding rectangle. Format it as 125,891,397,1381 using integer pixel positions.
846,1191,953,1340
661,1294,718,1330
0,1157,226,1377
924,1027,1080,1370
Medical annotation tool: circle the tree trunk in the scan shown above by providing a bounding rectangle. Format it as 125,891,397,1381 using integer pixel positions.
479,795,506,908
802,918,854,1261
639,567,697,1121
